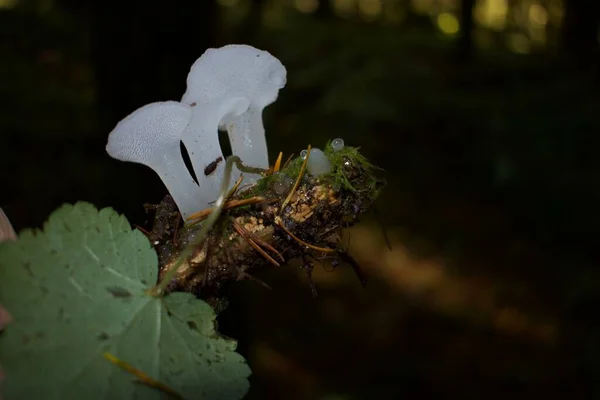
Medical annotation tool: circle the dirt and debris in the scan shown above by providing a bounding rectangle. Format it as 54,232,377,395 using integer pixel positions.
142,142,385,307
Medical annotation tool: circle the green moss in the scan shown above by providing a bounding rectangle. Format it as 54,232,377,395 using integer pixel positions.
324,141,377,173
281,157,303,179
248,173,276,195
214,213,231,233
239,142,384,201
323,141,383,194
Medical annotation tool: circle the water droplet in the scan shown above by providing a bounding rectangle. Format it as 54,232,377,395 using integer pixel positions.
300,149,308,159
332,138,345,152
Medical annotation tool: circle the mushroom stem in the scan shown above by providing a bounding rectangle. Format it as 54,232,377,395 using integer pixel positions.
180,45,286,188
152,156,202,221
181,107,225,209
181,97,250,208
226,106,269,186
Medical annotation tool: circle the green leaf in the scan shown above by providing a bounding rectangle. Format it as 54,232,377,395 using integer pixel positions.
0,202,250,399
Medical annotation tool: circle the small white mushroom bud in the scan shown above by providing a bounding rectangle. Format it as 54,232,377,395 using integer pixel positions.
305,148,332,177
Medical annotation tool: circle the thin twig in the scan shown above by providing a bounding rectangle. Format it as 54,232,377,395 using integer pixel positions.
172,215,181,247
236,270,273,290
301,253,318,298
276,220,336,254
282,153,294,170
134,225,151,237
249,234,285,262
337,251,367,287
186,196,267,223
281,145,311,212
201,235,216,289
225,175,244,200
273,152,283,173
232,221,280,267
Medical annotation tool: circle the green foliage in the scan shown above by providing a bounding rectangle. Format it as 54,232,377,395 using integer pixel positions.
0,202,250,399
239,155,303,199
280,157,304,179
323,141,383,194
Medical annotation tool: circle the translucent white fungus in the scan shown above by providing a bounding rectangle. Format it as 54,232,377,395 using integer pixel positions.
181,96,250,207
181,44,287,185
106,45,289,222
332,138,345,152
106,101,201,220
300,149,308,159
306,148,332,177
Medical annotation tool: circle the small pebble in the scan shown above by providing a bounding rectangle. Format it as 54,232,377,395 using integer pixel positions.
273,173,294,195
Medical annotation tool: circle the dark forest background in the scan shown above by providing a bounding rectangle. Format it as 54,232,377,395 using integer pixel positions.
1,0,600,398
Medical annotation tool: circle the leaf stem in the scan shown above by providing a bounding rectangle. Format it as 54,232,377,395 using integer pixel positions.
103,352,185,399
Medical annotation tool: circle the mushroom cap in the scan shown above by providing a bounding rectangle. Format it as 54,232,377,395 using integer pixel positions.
181,45,287,109
106,101,192,166
217,96,251,122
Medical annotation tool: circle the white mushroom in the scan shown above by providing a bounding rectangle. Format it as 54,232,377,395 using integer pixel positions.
181,97,250,207
106,101,201,220
304,148,332,177
106,45,288,220
181,44,287,185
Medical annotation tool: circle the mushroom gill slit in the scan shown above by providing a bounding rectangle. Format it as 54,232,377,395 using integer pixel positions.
218,127,233,158
179,140,199,185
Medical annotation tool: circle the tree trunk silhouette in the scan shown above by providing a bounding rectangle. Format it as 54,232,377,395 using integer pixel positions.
562,0,600,62
90,0,219,131
457,0,475,61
